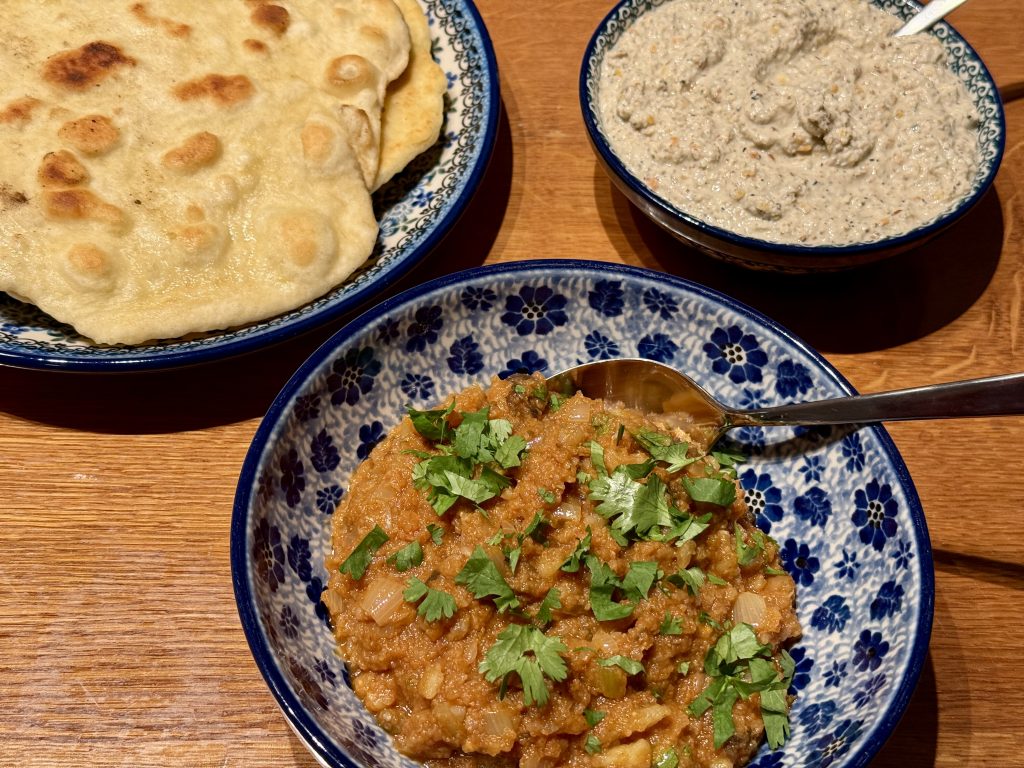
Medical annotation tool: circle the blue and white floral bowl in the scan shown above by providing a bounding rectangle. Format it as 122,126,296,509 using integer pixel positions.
580,0,1005,272
0,0,498,371
232,260,933,768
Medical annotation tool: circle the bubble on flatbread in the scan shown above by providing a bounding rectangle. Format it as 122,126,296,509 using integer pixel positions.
61,243,118,292
171,222,228,267
261,208,338,279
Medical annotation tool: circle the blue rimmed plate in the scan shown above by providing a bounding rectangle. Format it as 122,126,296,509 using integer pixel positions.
0,0,498,372
232,259,933,768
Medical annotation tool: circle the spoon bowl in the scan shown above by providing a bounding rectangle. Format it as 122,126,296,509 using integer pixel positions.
548,357,1024,448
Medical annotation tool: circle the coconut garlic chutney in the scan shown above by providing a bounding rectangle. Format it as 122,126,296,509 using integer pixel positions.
597,0,980,245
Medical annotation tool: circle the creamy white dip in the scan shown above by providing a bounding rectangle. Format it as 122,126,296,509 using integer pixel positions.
598,0,980,245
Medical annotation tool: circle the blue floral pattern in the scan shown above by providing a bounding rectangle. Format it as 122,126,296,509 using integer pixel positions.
642,287,679,319
584,330,620,360
501,286,569,336
776,358,814,398
327,347,382,407
400,374,435,402
781,539,821,586
356,422,385,461
405,306,443,353
498,350,548,379
811,595,851,635
794,487,832,528
740,469,783,533
637,333,678,363
703,325,769,384
852,479,899,552
447,335,484,375
588,280,624,317
235,262,931,768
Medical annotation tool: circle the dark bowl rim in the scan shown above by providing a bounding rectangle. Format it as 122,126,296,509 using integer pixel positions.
0,0,502,374
231,257,935,768
579,0,1006,261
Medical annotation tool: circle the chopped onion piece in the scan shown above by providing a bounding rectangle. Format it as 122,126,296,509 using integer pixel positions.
732,591,767,627
361,576,407,625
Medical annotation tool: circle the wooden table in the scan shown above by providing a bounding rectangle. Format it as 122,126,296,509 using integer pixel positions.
2,1,1022,765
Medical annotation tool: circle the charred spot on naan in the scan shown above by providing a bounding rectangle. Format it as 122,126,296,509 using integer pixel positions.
58,115,120,156
0,97,43,126
129,3,192,38
162,132,223,173
250,4,291,36
42,42,136,91
172,74,255,107
42,189,125,228
37,151,90,188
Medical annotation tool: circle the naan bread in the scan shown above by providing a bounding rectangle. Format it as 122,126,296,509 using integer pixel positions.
0,0,423,344
374,0,447,191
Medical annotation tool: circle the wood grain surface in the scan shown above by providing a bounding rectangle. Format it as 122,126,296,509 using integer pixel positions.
2,1,1023,765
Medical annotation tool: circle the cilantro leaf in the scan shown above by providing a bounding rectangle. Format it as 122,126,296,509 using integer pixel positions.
689,623,791,750
495,434,528,468
598,655,644,675
584,735,602,754
654,747,679,768
677,661,691,675
707,572,728,586
456,546,520,613
662,511,712,546
712,449,746,468
682,476,737,506
635,430,698,473
407,404,454,442
479,624,568,707
339,525,389,580
427,524,444,546
403,578,456,622
387,541,423,572
590,471,672,539
586,440,607,475
453,407,491,460
536,588,561,626
667,565,706,596
584,708,606,728
764,565,787,576
619,561,660,602
561,528,592,573
522,511,549,543
735,522,765,567
660,611,682,635
585,556,634,621
538,488,556,504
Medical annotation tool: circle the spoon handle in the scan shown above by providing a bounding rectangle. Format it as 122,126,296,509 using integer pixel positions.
730,372,1024,428
894,0,969,37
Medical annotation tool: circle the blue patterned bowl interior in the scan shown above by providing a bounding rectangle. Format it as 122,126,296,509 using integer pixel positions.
580,0,1005,266
0,0,498,372
232,259,933,768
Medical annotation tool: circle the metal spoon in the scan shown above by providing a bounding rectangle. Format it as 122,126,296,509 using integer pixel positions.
547,358,1024,448
894,0,970,37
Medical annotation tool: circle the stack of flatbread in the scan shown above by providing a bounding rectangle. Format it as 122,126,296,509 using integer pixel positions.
0,0,446,344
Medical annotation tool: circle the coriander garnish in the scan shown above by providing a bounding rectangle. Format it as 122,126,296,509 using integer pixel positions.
478,624,568,707
338,525,389,580
387,540,423,572
403,578,457,622
455,546,520,613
